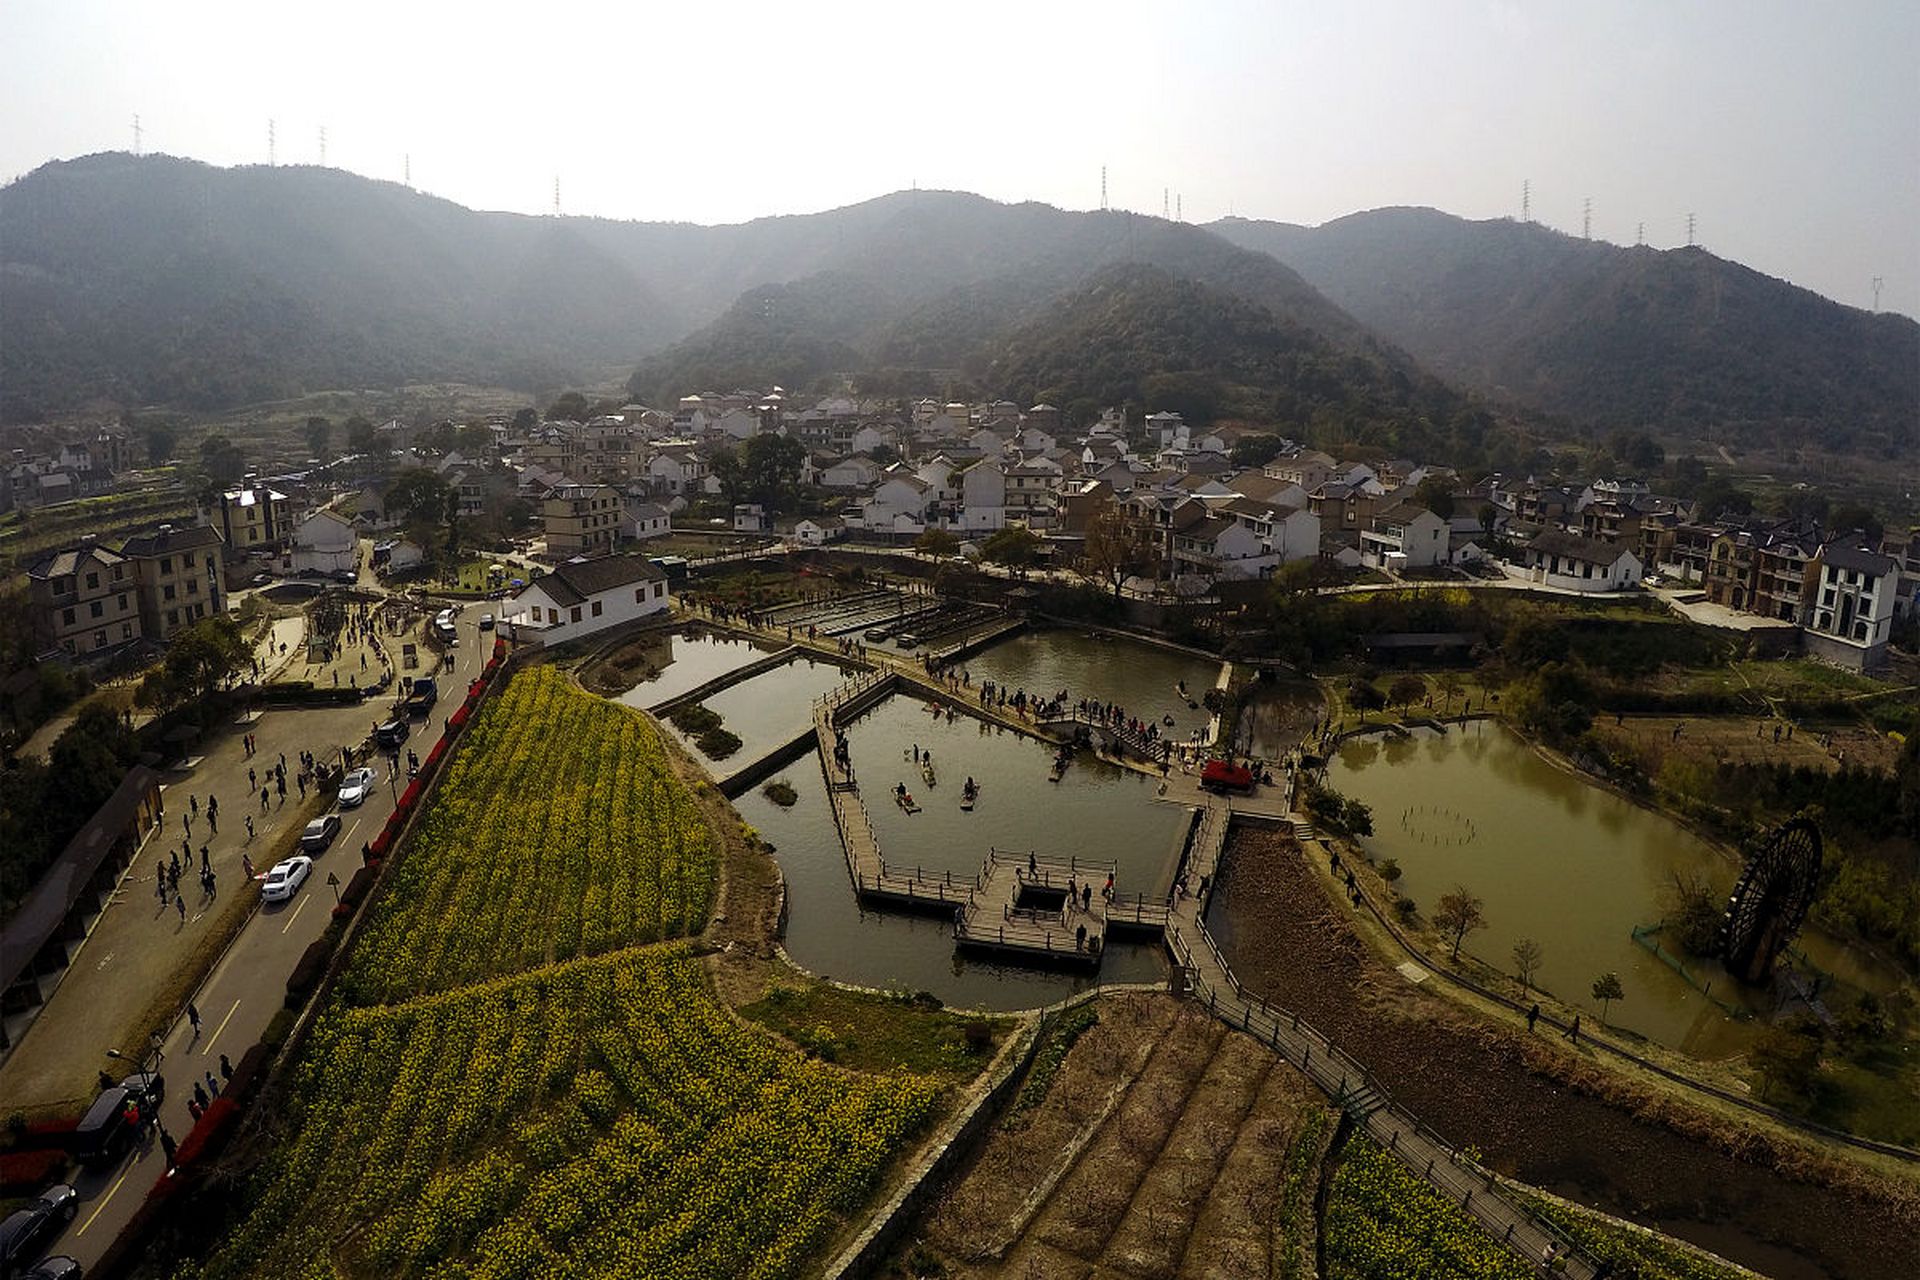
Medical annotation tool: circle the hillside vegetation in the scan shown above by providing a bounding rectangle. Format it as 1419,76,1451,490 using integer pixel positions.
1213,207,1920,458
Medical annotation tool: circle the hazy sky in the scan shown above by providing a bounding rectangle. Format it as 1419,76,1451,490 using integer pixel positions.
4,0,1915,315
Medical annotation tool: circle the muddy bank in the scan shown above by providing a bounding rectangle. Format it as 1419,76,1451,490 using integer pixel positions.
1210,826,1920,1280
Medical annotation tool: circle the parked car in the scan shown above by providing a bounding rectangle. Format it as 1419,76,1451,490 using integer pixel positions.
73,1070,164,1166
336,767,378,808
22,1255,84,1279
331,568,358,584
249,571,272,587
260,856,314,904
0,1186,78,1272
300,814,342,853
477,613,494,630
374,718,409,749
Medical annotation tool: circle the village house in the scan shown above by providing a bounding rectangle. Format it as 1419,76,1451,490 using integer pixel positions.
289,508,359,576
1360,502,1450,571
1803,544,1898,672
120,523,227,642
26,540,142,656
504,554,671,646
541,484,621,558
199,485,290,559
1522,529,1642,593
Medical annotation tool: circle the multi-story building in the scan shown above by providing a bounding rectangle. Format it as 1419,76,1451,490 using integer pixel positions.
1804,544,1898,671
26,540,143,656
541,484,621,557
199,485,289,557
1705,527,1817,622
120,524,226,642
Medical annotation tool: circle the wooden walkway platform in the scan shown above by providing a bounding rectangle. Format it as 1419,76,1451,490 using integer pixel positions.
954,850,1118,966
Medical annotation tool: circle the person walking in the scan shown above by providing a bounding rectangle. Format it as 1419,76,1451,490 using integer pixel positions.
187,1001,202,1037
205,1069,220,1098
175,895,186,923
187,1097,204,1123
219,1053,233,1084
1527,1003,1540,1033
1566,1015,1581,1044
242,854,254,880
159,1125,178,1172
244,815,255,841
191,1081,209,1110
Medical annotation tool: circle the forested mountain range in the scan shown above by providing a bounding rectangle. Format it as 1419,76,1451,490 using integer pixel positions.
1210,208,1919,458
3,153,1911,462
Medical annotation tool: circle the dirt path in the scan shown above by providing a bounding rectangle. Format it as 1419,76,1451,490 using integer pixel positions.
1211,826,1920,1280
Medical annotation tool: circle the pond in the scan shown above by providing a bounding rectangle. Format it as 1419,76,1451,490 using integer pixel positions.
1325,721,1899,1056
961,629,1222,745
732,692,1189,1010
665,656,849,765
614,630,774,708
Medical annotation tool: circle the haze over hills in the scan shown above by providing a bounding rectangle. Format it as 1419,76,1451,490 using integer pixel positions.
1210,208,1920,459
2,153,1912,464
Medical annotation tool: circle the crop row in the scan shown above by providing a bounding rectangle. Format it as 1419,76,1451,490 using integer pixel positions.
200,947,942,1279
1324,1135,1533,1280
342,666,717,1004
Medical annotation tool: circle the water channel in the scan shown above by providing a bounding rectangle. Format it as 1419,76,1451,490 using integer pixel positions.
1326,721,1899,1056
960,630,1221,744
613,629,774,708
664,657,848,765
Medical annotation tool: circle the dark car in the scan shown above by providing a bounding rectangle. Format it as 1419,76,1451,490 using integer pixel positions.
0,1185,78,1274
73,1071,164,1166
299,813,342,853
22,1257,83,1280
374,718,409,749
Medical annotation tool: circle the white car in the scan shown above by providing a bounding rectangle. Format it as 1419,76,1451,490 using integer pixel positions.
337,766,378,808
260,856,314,903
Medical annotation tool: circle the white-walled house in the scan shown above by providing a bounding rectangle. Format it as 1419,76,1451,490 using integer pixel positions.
1804,544,1898,671
1522,529,1641,593
503,554,670,646
624,499,671,541
787,516,846,547
290,508,359,575
957,458,1008,532
1361,504,1449,570
859,471,932,531
821,456,882,490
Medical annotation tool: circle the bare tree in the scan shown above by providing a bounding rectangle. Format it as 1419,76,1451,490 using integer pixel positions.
1511,937,1545,990
1081,504,1151,597
1433,886,1487,960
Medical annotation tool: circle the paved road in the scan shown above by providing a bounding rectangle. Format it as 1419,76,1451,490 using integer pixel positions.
43,604,492,1270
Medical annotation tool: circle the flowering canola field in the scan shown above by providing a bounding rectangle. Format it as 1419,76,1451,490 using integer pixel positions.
343,665,717,1004
200,670,942,1279
1325,1136,1533,1280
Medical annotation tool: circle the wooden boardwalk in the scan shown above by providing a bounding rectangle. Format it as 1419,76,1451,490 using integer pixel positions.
954,850,1116,966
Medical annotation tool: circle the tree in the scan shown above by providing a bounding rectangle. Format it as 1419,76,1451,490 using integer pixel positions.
386,468,455,525
1081,506,1150,598
1477,502,1499,548
867,443,898,465
740,433,807,507
1750,1026,1820,1099
709,448,745,508
1348,680,1386,713
137,615,250,711
1590,971,1625,1024
1413,475,1456,520
304,416,332,459
510,407,539,433
1512,938,1544,990
144,423,177,466
915,528,960,558
197,434,245,485
1433,886,1486,960
1229,434,1288,468
1341,797,1374,836
547,391,590,422
1828,502,1884,543
310,592,349,644
980,527,1042,573
1435,670,1464,712
1387,674,1426,712
345,416,381,456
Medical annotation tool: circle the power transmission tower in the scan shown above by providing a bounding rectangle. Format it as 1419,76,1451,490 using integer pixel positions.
1686,212,1696,246
553,176,561,217
132,114,142,156
1521,179,1530,222
1162,187,1169,220
268,118,276,167
1636,221,1644,246
404,153,411,187
319,126,327,167
1583,197,1592,240
1100,165,1108,211
1176,193,1182,223
1872,277,1884,312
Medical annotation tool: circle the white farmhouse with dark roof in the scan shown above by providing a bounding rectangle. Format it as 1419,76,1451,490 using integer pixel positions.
1804,543,1898,671
503,554,670,646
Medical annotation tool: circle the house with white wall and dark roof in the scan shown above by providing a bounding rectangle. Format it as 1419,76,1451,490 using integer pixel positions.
503,555,670,647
